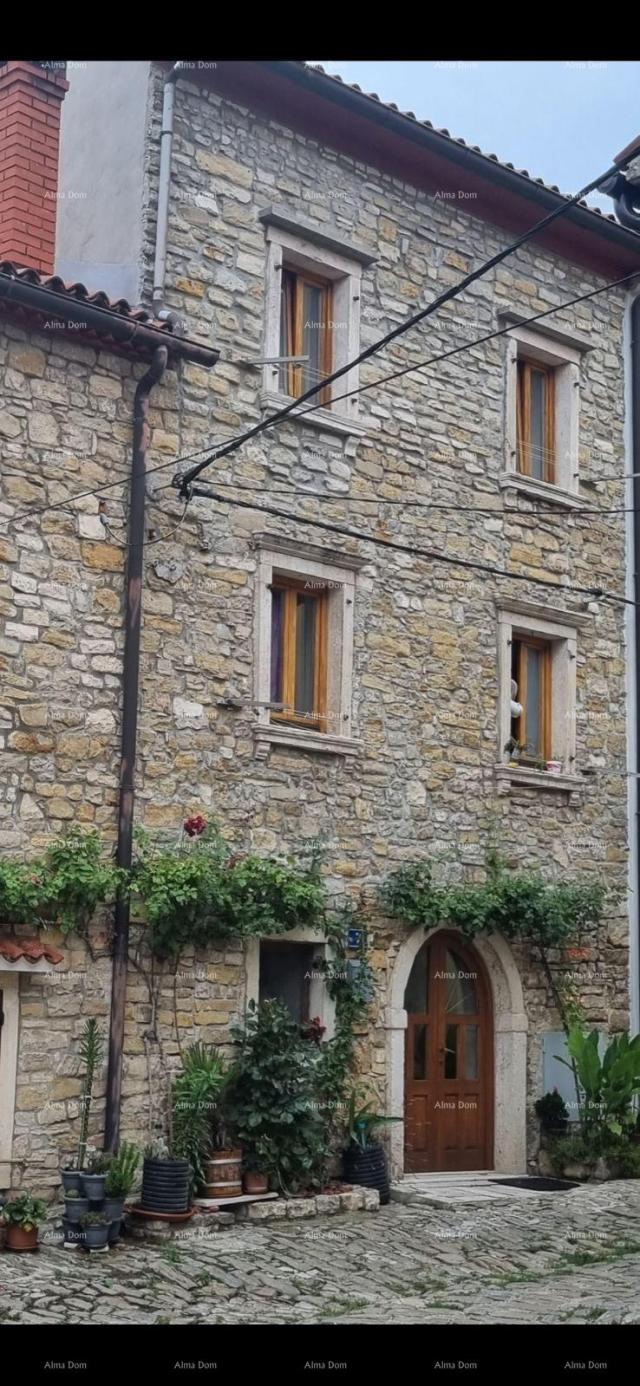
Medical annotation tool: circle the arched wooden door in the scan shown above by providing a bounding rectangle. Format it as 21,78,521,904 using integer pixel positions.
404,932,493,1172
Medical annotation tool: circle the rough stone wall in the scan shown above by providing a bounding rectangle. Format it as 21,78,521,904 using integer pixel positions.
0,73,633,1184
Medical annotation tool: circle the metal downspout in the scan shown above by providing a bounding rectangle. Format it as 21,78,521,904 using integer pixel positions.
104,345,168,1151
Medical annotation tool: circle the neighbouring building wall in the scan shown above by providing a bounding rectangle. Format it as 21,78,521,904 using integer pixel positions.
0,74,634,1188
56,61,151,302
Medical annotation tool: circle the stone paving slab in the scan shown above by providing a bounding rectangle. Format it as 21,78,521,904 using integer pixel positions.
0,1179,638,1325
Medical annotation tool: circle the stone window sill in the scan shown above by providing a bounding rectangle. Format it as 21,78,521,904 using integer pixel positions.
254,722,361,758
499,471,587,511
495,764,584,804
259,390,368,441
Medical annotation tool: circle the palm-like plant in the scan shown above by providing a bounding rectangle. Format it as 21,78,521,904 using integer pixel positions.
345,1088,401,1151
171,1044,227,1188
75,1018,104,1172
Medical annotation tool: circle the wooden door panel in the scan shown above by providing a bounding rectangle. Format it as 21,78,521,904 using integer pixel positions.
404,933,493,1173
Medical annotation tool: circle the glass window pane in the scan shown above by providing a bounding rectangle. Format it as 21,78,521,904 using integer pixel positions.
295,595,317,717
464,1025,479,1080
259,942,315,1024
302,283,323,394
530,370,546,479
525,646,542,757
444,950,478,1014
404,943,430,1013
413,1023,428,1080
444,1024,458,1079
270,589,284,704
279,270,295,394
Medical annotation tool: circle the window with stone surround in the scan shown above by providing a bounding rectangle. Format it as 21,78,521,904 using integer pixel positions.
258,206,375,440
499,312,593,510
245,928,336,1038
253,534,362,758
496,600,590,798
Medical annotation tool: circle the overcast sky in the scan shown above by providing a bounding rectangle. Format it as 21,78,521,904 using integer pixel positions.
313,61,639,212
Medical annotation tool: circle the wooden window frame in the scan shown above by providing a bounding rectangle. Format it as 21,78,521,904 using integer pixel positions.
511,634,552,762
280,266,333,405
516,358,556,484
270,576,328,732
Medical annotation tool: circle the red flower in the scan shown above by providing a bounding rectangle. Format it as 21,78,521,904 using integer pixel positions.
301,1016,326,1045
183,814,207,838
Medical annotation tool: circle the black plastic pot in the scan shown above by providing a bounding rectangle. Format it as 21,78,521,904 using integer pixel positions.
61,1169,84,1194
140,1158,190,1214
83,1174,107,1201
103,1196,125,1223
83,1223,109,1249
64,1197,89,1224
343,1142,390,1205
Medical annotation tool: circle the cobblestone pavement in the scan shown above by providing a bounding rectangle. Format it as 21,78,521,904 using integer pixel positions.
1,1181,639,1325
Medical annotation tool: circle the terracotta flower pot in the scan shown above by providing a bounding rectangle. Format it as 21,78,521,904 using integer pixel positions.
6,1224,39,1252
243,1171,269,1195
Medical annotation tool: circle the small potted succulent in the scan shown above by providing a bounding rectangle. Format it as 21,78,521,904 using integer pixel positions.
2,1194,47,1252
80,1211,110,1250
64,1188,90,1224
82,1147,108,1202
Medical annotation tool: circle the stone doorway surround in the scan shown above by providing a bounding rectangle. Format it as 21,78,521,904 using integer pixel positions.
386,927,528,1179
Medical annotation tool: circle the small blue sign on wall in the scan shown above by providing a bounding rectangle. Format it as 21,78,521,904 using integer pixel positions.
346,927,363,950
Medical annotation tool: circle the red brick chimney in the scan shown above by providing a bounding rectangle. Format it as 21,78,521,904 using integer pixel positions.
0,61,69,274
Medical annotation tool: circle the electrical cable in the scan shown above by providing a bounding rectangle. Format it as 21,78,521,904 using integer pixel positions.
2,265,637,535
176,158,634,491
186,483,631,606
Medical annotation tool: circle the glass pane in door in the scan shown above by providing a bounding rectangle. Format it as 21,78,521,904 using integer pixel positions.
530,369,546,479
302,283,323,394
413,1023,428,1080
524,645,542,757
464,1025,479,1080
295,595,317,717
444,950,478,1014
404,943,430,1013
444,1024,458,1079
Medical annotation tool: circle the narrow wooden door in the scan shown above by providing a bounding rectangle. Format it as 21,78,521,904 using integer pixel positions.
404,932,493,1172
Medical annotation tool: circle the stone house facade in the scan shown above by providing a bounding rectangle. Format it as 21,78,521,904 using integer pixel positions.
1,59,640,1192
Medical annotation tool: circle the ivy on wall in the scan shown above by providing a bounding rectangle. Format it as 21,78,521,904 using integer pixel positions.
379,850,610,950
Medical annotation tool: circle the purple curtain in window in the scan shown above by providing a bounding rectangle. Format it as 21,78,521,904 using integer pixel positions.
270,589,283,704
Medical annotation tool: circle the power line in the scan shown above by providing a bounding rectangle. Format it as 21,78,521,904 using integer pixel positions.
2,266,636,537
187,482,631,607
177,157,632,492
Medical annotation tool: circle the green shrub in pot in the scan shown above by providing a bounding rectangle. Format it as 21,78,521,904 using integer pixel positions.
2,1194,46,1251
171,1045,227,1191
103,1141,140,1220
80,1211,110,1249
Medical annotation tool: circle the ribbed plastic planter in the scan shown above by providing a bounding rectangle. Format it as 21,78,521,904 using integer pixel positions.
140,1158,190,1214
342,1143,390,1205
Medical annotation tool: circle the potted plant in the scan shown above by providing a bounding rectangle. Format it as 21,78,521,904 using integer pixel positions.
80,1211,110,1250
535,1089,569,1139
242,1140,273,1195
2,1194,46,1252
223,999,330,1197
59,1018,105,1195
342,1090,400,1206
140,1139,191,1216
82,1147,108,1202
171,1044,227,1193
503,736,524,767
546,758,563,775
104,1140,140,1241
63,1188,90,1224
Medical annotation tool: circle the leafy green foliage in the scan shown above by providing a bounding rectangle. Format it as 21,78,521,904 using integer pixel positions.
0,827,121,933
104,1141,140,1198
171,1044,227,1188
2,1194,46,1228
345,1087,401,1150
381,855,608,948
131,822,327,958
557,1026,640,1139
223,999,332,1193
